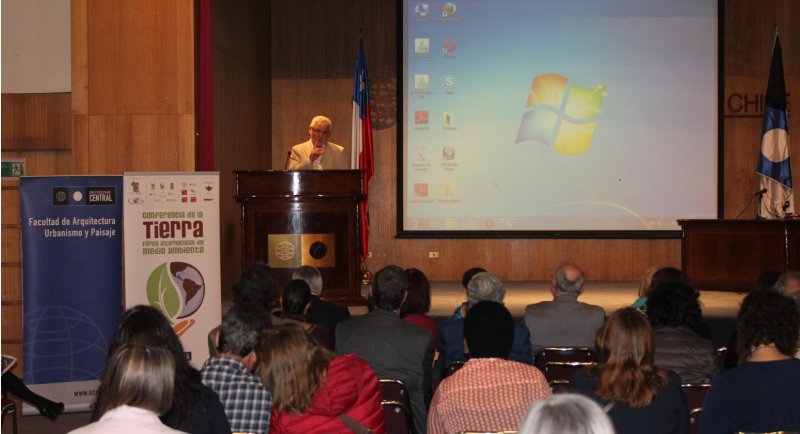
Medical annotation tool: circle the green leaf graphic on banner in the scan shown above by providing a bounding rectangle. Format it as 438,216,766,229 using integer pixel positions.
146,262,181,322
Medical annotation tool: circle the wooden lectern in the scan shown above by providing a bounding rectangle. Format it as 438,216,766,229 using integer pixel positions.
235,170,365,304
679,219,800,292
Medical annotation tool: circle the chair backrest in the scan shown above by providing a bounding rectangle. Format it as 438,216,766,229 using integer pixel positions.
548,379,571,394
379,379,409,408
382,401,410,434
534,347,597,368
444,361,466,378
714,346,728,371
541,361,596,384
681,383,711,434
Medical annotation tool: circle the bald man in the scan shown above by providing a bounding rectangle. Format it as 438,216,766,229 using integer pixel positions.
523,263,606,357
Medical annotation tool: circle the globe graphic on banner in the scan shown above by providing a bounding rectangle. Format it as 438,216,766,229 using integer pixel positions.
23,306,108,383
146,261,205,322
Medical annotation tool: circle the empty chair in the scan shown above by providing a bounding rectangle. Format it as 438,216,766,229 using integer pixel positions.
534,347,597,369
682,383,710,434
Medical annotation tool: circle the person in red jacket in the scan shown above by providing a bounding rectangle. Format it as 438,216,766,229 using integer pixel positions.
256,323,385,434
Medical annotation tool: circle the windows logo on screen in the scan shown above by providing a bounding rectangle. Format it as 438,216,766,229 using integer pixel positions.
515,73,606,156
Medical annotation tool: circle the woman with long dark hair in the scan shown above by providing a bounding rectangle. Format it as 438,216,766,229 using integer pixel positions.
570,307,688,434
92,305,230,434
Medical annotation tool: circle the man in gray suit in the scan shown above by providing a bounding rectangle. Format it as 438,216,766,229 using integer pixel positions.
336,265,433,434
524,262,606,358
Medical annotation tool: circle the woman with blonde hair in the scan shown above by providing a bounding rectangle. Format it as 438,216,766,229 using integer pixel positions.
570,307,688,434
70,345,185,433
257,323,384,434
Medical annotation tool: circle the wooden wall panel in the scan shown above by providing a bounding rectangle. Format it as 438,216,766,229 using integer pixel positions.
1,266,21,300
1,227,21,265
1,93,71,150
270,0,396,79
1,181,23,370
73,0,195,175
85,115,195,173
212,1,271,293
724,0,799,75
86,0,192,114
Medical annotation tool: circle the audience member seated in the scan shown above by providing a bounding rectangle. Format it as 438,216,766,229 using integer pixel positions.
428,301,551,434
257,323,384,434
69,345,183,434
725,270,800,370
524,263,606,355
646,283,718,384
632,265,659,311
293,265,351,331
518,393,615,434
698,290,800,434
440,271,534,371
336,265,433,434
275,279,335,351
570,307,688,434
92,306,230,434
451,266,486,320
401,268,438,348
632,267,689,311
208,261,286,357
775,270,800,359
201,304,273,434
1,371,63,420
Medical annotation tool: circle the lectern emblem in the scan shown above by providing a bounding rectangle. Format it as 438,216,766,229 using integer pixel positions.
275,241,296,261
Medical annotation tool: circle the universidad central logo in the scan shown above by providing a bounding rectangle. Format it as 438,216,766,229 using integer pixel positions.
515,73,606,155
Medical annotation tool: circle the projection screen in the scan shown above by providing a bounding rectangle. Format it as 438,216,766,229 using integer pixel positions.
399,0,719,236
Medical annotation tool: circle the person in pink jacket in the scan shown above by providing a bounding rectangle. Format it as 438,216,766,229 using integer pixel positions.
257,323,385,434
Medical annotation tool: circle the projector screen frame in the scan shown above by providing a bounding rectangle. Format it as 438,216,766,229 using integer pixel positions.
395,0,725,240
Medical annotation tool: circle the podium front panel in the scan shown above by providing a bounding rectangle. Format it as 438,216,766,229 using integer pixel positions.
236,170,364,304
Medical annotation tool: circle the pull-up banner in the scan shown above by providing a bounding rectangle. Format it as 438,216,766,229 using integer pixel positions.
122,172,221,369
20,176,123,413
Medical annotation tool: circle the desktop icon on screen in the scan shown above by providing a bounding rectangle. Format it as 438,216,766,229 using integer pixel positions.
442,2,457,17
415,110,429,124
415,3,429,17
442,38,457,56
415,74,430,90
414,38,430,54
414,183,429,197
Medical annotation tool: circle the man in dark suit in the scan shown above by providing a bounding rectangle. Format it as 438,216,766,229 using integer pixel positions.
336,265,433,434
292,265,350,331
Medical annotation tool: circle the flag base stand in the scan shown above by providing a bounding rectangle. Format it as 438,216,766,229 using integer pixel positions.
360,262,372,285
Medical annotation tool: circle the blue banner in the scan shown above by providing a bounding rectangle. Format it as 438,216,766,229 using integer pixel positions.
20,176,123,411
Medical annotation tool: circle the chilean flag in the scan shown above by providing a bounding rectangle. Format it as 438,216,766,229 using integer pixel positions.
351,37,374,262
